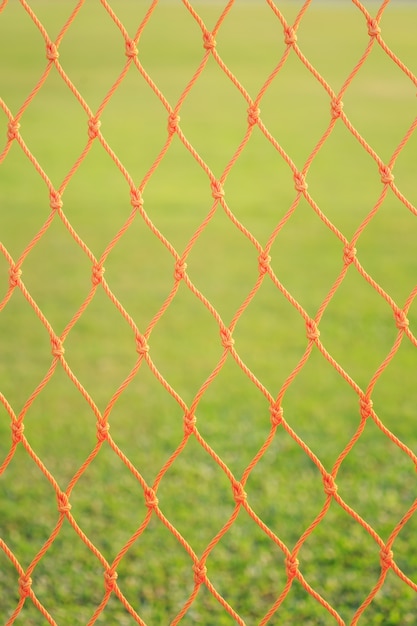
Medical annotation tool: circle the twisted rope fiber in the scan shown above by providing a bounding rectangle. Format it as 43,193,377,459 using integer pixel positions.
1,0,417,623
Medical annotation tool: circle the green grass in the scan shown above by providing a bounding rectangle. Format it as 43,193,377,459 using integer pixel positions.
1,1,417,624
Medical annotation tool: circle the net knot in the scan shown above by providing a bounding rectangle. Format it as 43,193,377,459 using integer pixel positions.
258,250,271,275
174,260,187,282
306,318,320,342
380,546,394,570
359,397,373,420
323,473,338,497
294,171,308,193
284,26,297,46
379,546,394,571
136,334,150,355
46,41,59,61
92,263,105,285
184,411,196,435
285,554,299,579
331,99,344,119
394,308,409,331
211,180,224,201
379,164,394,185
125,38,138,58
57,491,71,514
247,105,260,126
11,421,24,444
193,561,207,585
96,420,110,442
7,120,20,141
232,481,247,504
88,118,101,140
9,265,22,288
220,327,234,350
104,569,118,592
203,31,216,51
19,574,32,598
130,187,143,209
168,113,180,135
343,244,356,265
368,19,381,37
50,189,63,211
270,404,283,427
144,486,159,509
51,335,65,357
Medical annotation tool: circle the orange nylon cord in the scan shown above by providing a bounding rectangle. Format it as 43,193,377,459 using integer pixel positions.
1,0,416,624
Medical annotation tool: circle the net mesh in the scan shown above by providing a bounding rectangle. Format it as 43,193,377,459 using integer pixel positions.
0,0,416,624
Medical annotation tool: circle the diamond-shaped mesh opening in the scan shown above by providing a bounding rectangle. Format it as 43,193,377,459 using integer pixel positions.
176,583,239,626
0,550,17,620
298,504,381,623
372,338,417,449
0,249,9,303
269,196,343,316
156,437,235,555
307,121,383,238
104,215,174,331
233,277,307,395
344,44,417,160
57,2,131,110
114,515,195,624
100,0,151,28
0,2,46,111
224,126,295,245
63,287,138,411
259,49,331,167
358,192,417,304
17,69,87,186
0,290,52,412
11,601,54,626
100,66,169,179
31,520,104,624
108,362,185,485
281,348,360,469
179,57,249,174
245,430,327,548
70,444,148,562
0,143,50,256
391,514,417,585
17,1,79,40
294,3,369,91
21,216,92,332
138,2,205,105
197,358,271,477
207,512,287,623
364,569,417,624
141,136,213,251
186,208,259,322
0,403,11,464
336,419,416,537
392,129,417,209
148,281,223,404
0,446,58,565
215,1,285,96
60,142,132,256
381,5,417,74
22,365,97,487
319,267,399,388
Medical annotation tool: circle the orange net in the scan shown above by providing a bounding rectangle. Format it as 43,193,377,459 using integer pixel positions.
1,0,417,624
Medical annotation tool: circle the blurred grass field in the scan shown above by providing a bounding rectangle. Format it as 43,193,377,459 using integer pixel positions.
1,1,417,624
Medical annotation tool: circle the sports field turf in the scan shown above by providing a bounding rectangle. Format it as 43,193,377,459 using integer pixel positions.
0,1,416,623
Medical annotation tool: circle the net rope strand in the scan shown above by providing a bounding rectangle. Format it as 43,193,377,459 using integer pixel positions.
0,0,416,623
